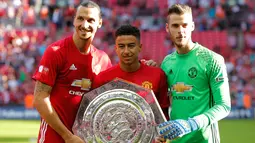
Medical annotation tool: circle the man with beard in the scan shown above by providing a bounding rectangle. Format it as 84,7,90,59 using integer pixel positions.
32,1,157,143
156,4,231,143
32,1,111,143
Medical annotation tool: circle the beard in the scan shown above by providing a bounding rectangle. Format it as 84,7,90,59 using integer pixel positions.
174,41,186,48
75,27,94,40
78,32,92,40
171,35,190,49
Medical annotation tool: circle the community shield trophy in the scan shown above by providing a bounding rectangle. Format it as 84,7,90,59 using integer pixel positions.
72,78,167,143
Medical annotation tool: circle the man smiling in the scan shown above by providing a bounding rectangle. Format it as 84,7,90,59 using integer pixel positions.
92,24,170,121
32,1,111,143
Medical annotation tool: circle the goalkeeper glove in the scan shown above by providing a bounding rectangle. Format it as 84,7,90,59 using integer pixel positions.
157,118,199,140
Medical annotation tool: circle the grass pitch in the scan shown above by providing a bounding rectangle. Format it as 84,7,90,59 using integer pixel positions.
219,119,255,143
0,120,39,143
0,119,254,143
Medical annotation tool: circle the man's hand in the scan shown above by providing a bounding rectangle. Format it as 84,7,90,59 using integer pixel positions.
141,59,158,67
155,135,167,143
65,135,85,143
157,118,198,140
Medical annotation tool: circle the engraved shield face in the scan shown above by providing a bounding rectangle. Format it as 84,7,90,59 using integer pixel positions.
72,78,166,143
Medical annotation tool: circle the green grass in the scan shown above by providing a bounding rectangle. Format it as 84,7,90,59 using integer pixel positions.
219,119,255,143
0,119,254,143
0,120,40,143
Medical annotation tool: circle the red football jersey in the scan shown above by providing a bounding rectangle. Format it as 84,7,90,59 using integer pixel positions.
33,36,112,143
92,63,170,119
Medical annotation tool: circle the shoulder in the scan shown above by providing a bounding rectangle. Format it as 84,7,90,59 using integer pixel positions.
161,52,176,65
45,36,72,54
97,65,119,77
160,52,176,72
195,43,225,63
91,45,110,58
142,64,165,75
93,65,119,87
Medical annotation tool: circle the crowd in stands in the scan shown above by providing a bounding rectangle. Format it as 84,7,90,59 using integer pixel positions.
0,0,255,109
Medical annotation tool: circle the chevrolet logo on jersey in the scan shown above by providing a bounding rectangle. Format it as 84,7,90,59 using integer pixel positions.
171,82,193,93
71,78,91,91
142,81,153,89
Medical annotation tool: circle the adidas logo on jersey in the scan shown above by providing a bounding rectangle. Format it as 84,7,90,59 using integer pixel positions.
69,64,77,70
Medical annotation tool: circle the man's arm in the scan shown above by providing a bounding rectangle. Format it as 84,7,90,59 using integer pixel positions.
157,54,231,140
193,55,231,129
33,81,84,143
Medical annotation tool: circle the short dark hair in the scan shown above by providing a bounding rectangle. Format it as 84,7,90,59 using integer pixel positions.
78,0,102,19
115,24,140,41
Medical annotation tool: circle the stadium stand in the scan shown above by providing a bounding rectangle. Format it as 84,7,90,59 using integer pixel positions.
0,0,254,111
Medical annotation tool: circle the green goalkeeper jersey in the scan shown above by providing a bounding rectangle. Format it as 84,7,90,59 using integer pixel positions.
161,43,231,143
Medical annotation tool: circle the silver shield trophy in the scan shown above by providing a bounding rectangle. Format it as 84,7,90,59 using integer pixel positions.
72,78,167,143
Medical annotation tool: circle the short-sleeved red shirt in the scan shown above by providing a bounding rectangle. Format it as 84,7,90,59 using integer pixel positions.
33,36,112,143
93,63,170,118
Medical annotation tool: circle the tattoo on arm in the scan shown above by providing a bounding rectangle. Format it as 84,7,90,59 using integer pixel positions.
34,81,52,95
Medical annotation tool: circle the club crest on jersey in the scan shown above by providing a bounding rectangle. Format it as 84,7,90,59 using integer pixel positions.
188,67,197,78
142,81,153,89
71,78,91,91
171,82,193,93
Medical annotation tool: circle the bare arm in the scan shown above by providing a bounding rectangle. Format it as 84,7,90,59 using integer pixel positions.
33,81,84,143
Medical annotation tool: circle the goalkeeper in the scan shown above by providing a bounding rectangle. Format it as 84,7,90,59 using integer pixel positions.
155,4,231,143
